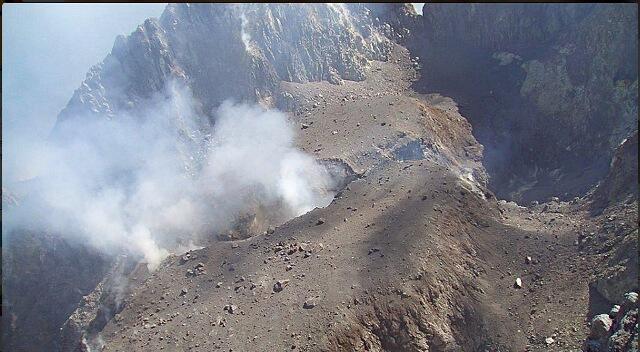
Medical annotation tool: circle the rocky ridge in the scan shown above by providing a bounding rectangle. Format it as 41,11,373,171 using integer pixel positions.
56,3,416,125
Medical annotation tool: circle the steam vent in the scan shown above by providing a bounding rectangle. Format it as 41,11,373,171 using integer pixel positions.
3,3,638,351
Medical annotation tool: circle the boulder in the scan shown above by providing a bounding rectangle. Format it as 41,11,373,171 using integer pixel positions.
589,314,612,340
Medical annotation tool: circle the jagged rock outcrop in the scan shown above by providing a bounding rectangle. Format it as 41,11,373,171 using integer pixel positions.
590,131,639,213
414,3,638,203
60,256,149,352
56,3,416,126
579,132,638,314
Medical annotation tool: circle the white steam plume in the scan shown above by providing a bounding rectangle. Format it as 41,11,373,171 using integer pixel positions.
3,80,335,270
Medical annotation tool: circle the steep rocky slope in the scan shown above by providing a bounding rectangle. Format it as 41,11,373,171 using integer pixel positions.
3,3,638,352
413,3,638,203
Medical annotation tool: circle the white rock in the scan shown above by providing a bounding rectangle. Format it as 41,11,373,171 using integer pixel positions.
514,277,523,289
590,314,612,339
545,337,554,345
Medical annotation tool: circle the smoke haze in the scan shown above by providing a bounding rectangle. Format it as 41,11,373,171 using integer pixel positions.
3,81,335,270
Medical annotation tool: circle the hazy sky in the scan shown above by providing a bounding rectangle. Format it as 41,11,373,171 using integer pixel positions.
2,4,166,139
2,3,166,182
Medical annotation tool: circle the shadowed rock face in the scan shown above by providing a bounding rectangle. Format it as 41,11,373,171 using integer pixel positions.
590,131,639,213
414,3,638,203
55,3,416,126
2,230,111,352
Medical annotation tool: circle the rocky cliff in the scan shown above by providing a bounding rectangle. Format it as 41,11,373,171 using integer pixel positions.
590,130,639,213
414,3,638,203
56,3,416,126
